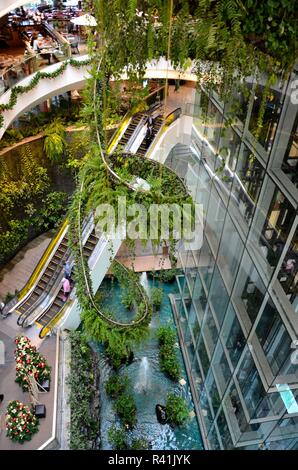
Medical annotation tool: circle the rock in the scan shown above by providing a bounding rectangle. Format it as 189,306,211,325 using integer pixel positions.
156,404,167,424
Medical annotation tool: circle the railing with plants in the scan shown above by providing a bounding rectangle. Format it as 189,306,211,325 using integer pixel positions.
0,56,92,129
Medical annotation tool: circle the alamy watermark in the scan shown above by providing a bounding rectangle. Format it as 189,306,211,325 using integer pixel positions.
94,196,204,251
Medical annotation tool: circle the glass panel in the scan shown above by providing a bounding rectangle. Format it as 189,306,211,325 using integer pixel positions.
215,126,241,193
277,225,298,313
208,425,222,450
217,213,244,292
198,237,215,290
199,386,213,433
212,342,231,396
248,84,284,152
232,250,266,326
249,178,296,279
205,369,221,416
221,303,245,369
205,184,226,255
216,410,234,449
282,114,298,189
237,346,266,416
202,307,218,357
197,337,210,378
229,145,265,234
208,266,229,328
256,297,295,376
192,272,207,325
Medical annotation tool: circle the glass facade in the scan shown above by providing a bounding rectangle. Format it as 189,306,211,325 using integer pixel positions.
167,73,298,449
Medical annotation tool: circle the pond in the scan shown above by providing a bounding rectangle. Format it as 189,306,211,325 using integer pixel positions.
89,272,204,450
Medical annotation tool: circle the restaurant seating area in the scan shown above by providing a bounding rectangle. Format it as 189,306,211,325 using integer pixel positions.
0,2,88,95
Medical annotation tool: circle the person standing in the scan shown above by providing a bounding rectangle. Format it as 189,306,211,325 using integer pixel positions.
0,301,5,317
64,261,72,280
62,278,71,302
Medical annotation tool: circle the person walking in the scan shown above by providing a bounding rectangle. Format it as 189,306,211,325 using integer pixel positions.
62,277,71,302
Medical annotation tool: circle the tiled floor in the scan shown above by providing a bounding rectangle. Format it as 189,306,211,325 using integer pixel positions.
0,232,52,303
0,332,57,450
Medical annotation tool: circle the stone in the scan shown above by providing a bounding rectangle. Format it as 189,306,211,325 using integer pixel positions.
179,378,186,386
189,410,196,418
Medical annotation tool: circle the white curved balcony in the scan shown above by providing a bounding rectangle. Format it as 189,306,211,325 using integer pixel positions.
0,55,197,139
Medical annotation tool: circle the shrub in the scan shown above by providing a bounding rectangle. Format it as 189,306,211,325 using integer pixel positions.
108,425,128,450
165,394,189,426
67,331,100,449
105,374,128,399
114,393,137,428
157,326,180,381
131,437,149,450
6,400,39,443
151,287,163,310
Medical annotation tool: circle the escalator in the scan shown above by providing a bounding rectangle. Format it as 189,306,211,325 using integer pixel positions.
16,232,69,325
136,115,164,156
38,229,99,336
117,112,145,149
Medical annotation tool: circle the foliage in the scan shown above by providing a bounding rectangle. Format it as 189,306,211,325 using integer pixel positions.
0,143,68,265
105,373,128,399
14,335,51,392
130,437,149,450
67,331,100,449
151,287,163,310
43,120,66,163
67,181,152,369
148,268,179,283
165,393,189,426
157,325,180,381
107,425,128,450
114,392,137,428
6,400,39,444
0,58,91,129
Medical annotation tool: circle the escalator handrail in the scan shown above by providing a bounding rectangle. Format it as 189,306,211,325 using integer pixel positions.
17,246,71,327
17,219,68,301
145,107,182,158
39,298,73,339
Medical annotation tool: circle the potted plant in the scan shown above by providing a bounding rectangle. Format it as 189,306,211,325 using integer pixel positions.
6,400,39,444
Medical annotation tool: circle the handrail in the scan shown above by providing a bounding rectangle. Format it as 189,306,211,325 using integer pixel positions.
17,219,68,302
39,298,73,339
107,85,165,154
145,107,182,159
17,245,70,327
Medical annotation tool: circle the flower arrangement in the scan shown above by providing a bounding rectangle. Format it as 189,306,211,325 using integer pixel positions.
14,336,51,392
6,400,39,444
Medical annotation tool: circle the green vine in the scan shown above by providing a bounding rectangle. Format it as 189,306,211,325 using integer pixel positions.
0,58,92,129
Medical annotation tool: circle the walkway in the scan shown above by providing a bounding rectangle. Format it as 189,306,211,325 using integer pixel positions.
0,331,57,450
0,232,52,303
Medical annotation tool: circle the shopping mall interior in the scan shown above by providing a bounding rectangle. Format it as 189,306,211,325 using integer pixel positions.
0,0,297,453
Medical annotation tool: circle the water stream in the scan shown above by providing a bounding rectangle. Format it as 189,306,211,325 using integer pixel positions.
89,273,203,450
